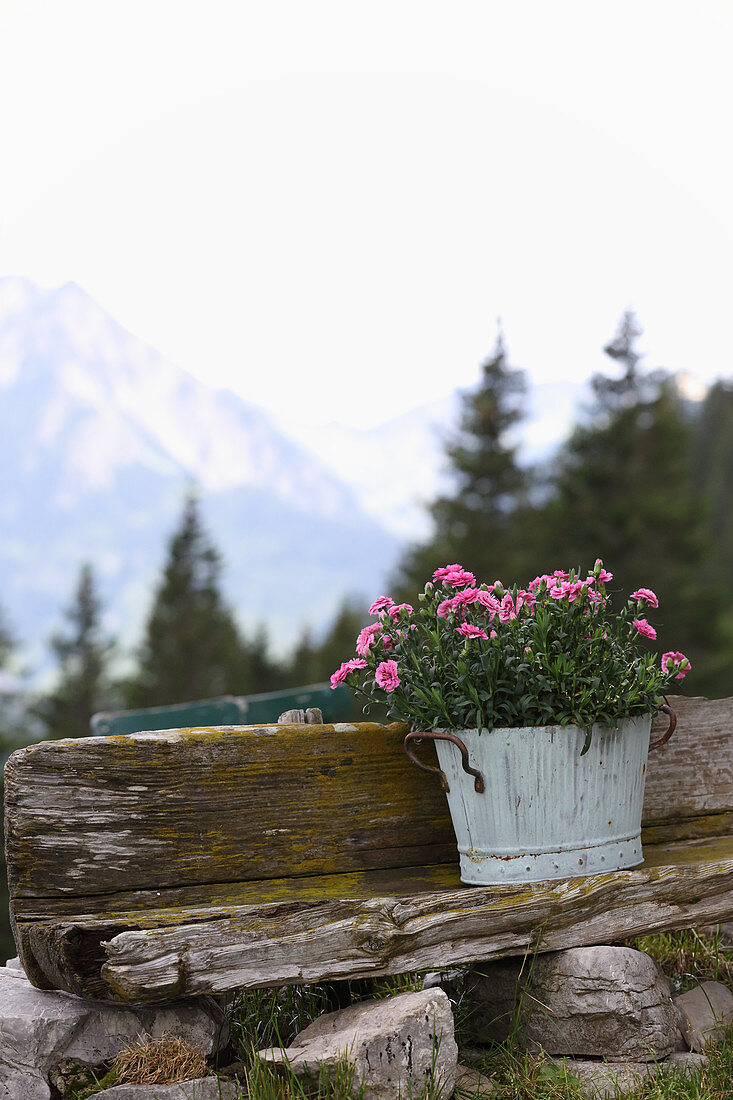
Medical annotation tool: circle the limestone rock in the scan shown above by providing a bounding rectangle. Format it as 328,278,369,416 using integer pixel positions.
550,1052,707,1098
463,947,680,1061
550,1058,655,1098
0,966,224,1100
90,1079,240,1099
674,980,733,1051
47,1059,100,1097
259,989,457,1100
454,1064,496,1097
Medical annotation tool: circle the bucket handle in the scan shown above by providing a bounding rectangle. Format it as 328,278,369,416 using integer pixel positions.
648,703,676,751
404,731,485,794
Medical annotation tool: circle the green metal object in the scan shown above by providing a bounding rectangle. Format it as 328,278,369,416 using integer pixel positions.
90,683,355,737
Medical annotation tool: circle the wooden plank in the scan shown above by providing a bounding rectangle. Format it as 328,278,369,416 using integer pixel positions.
4,722,455,901
644,696,733,823
7,697,732,909
13,834,733,1003
6,697,732,910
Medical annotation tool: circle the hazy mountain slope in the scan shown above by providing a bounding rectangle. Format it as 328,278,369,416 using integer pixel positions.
0,278,397,666
278,380,589,539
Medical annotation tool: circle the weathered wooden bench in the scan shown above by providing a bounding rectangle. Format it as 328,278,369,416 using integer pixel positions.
4,695,733,1005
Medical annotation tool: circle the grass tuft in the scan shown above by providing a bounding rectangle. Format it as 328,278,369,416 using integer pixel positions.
623,926,733,992
111,1032,208,1085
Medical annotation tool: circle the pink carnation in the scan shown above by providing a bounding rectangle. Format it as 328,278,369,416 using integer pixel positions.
489,629,498,639
329,658,367,689
379,632,395,650
595,559,613,583
375,659,400,693
518,588,536,610
433,564,463,582
499,592,517,623
388,602,414,620
662,651,691,679
457,622,488,639
631,588,659,609
355,622,380,656
433,564,476,588
633,618,657,640
475,589,501,615
454,587,481,606
437,596,460,618
368,596,394,616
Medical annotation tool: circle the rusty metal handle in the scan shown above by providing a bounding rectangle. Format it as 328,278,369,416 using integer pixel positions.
404,731,485,794
648,703,676,750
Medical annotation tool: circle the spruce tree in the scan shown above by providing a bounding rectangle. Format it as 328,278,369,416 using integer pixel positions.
38,564,114,739
128,494,249,706
394,325,529,595
538,311,724,694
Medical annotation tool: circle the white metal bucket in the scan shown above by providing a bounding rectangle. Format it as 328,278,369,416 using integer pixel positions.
432,717,652,884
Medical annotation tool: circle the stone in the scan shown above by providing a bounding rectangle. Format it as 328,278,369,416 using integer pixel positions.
550,1058,655,1098
453,1064,497,1096
90,1079,240,1099
461,958,525,1043
0,967,225,1100
259,988,457,1100
463,947,681,1061
699,922,733,944
674,980,733,1051
549,1052,707,1098
47,1059,100,1097
422,967,466,992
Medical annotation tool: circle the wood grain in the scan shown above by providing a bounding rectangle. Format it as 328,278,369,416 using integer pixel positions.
12,834,733,1002
4,695,732,1001
4,722,455,901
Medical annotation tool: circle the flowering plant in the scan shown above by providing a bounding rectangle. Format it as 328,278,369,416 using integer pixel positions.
331,560,690,750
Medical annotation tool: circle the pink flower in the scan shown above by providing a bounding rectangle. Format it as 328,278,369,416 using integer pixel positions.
518,588,536,610
355,622,380,656
433,564,463,582
475,589,501,615
329,658,367,689
549,580,571,600
662,651,691,679
375,659,400,693
499,592,517,623
454,587,481,606
631,588,659,609
489,629,498,639
433,564,476,588
457,622,488,639
369,596,394,616
633,618,657,640
437,596,460,618
594,559,613,583
379,632,395,650
388,602,414,620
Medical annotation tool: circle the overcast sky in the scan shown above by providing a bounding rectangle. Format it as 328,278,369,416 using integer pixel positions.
1,1,731,427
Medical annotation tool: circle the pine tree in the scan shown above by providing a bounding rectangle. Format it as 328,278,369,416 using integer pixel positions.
692,380,733,679
127,494,250,707
393,325,529,596
537,311,724,694
37,564,114,739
